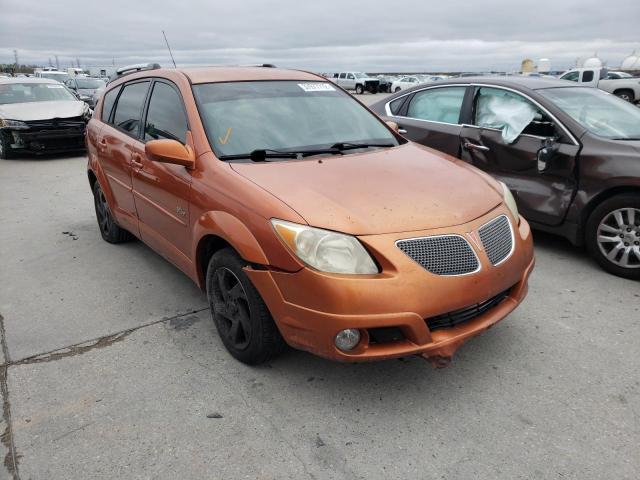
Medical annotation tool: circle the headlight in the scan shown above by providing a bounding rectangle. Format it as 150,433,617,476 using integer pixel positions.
271,219,378,274
82,106,92,121
0,118,28,129
500,182,520,223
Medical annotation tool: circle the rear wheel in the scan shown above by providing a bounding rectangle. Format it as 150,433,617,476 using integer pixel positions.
92,182,133,243
206,248,286,364
614,89,634,102
355,84,364,95
585,194,640,280
394,87,401,93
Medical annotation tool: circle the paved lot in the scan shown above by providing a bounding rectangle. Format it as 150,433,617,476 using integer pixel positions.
0,145,638,479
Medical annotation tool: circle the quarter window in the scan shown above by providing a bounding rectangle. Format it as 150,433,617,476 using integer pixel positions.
581,70,594,82
406,87,466,124
112,81,150,135
144,82,188,143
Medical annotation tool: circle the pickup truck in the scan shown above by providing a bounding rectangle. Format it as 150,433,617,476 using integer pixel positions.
559,67,640,103
330,72,379,94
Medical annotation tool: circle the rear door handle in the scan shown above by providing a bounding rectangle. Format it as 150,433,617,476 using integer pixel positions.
463,141,490,152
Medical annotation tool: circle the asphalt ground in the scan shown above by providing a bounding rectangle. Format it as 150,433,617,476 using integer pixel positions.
0,98,638,478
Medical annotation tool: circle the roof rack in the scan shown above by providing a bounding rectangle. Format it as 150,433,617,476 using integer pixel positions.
109,63,161,82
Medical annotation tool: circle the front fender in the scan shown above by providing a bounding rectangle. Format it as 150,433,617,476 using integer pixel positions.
192,210,270,267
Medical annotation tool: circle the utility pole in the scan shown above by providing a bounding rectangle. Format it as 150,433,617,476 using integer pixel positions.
13,50,19,69
55,55,60,70
76,58,81,69
48,57,53,67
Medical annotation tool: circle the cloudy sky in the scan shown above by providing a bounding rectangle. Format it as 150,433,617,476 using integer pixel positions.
1,0,638,72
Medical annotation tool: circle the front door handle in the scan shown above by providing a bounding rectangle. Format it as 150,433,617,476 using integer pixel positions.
131,154,144,169
397,126,408,134
463,141,490,152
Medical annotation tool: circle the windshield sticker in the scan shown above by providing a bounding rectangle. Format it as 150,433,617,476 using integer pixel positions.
298,83,336,92
46,84,64,88
218,127,232,145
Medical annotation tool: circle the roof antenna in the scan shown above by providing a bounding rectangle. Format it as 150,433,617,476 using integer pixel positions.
162,30,177,68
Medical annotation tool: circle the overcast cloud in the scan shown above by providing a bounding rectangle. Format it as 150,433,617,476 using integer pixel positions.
1,0,638,72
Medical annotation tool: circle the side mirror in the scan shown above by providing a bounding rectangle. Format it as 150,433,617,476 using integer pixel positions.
145,139,195,169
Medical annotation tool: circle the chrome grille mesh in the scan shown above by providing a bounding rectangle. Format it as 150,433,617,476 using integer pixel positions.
396,235,479,276
479,215,513,266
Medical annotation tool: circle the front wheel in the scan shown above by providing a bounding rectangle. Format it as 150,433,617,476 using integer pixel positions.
394,87,401,93
585,194,640,280
206,248,286,364
355,84,364,95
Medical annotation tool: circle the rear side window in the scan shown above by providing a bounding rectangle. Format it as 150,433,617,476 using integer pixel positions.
581,70,594,82
144,82,188,144
101,87,120,123
406,87,466,124
112,81,150,135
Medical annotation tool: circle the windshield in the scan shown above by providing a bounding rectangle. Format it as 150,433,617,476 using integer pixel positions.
193,80,398,158
75,78,105,89
39,72,70,82
539,87,640,140
0,82,77,104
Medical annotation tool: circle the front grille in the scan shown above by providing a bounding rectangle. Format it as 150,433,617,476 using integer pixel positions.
426,289,511,331
479,215,513,266
397,235,479,276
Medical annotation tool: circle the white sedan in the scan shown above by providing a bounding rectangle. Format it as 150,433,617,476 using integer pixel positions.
390,76,421,92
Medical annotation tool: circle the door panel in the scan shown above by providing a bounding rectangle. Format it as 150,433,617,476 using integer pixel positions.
459,126,579,225
98,125,139,234
130,79,193,272
131,141,192,270
396,117,462,157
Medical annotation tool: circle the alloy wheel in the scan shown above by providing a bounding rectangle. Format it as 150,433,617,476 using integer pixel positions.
95,187,111,235
596,207,640,269
211,267,252,350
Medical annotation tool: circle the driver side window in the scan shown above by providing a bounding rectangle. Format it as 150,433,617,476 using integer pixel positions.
561,71,579,82
473,87,556,143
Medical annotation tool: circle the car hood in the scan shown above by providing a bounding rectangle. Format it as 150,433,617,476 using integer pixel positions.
230,143,503,235
0,101,86,121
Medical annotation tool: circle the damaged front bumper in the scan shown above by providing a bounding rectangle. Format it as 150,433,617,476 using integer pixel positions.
1,117,86,155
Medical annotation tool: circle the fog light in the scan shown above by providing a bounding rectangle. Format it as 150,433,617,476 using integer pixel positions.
334,329,361,351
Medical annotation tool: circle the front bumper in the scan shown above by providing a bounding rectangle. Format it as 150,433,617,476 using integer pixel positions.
1,121,86,155
247,205,535,363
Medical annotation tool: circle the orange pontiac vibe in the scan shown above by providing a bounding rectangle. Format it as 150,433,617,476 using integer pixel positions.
86,65,534,365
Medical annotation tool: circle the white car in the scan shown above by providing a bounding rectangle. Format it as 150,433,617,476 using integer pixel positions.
390,76,421,92
0,77,91,158
331,72,380,94
34,70,70,84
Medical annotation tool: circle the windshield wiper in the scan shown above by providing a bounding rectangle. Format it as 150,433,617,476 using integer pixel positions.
219,148,344,162
610,137,640,141
330,142,396,151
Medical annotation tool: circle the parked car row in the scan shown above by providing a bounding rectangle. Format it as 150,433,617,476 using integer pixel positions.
2,64,638,370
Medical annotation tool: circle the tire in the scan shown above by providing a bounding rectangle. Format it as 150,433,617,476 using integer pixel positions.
206,248,286,364
0,132,13,159
355,84,364,95
614,89,635,103
394,87,401,93
585,194,640,280
92,181,133,243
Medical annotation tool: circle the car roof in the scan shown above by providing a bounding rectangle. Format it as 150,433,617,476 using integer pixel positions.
179,67,322,84
0,77,62,84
